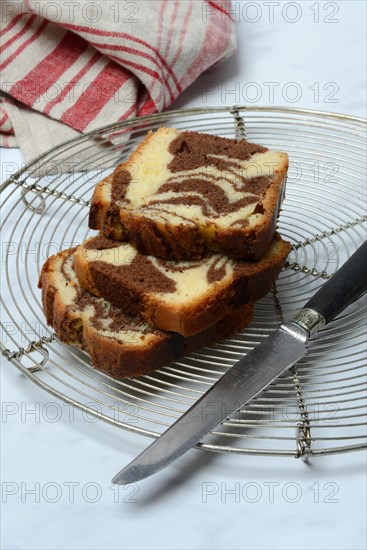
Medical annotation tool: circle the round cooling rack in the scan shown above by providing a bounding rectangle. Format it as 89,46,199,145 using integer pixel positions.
1,106,366,459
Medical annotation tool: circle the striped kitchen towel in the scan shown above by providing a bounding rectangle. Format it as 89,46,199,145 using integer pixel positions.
0,0,236,162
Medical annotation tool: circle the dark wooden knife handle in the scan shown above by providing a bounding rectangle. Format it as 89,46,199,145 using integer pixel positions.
305,240,367,325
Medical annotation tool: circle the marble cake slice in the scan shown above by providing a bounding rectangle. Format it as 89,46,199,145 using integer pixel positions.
73,234,291,337
38,249,254,379
89,127,288,260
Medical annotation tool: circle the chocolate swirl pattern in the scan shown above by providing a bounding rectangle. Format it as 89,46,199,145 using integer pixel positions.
74,234,291,337
56,249,155,343
89,128,289,260
38,249,254,379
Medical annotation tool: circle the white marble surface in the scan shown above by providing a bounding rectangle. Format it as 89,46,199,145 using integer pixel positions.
1,2,366,549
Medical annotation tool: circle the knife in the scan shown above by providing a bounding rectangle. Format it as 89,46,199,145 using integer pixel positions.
112,240,367,485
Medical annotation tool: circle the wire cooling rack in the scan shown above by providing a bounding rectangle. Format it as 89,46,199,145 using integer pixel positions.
1,106,366,459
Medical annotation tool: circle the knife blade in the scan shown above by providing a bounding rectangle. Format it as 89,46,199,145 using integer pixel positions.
112,240,367,485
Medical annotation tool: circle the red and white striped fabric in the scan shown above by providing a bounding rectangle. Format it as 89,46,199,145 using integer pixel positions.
0,0,236,160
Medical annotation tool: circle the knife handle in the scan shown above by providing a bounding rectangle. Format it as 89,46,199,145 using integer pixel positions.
303,240,367,326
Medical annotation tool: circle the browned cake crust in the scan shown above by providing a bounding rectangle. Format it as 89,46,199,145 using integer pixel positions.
89,128,288,260
73,234,291,337
38,249,254,379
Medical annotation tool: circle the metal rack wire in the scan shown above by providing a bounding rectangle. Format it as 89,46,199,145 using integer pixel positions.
1,106,366,458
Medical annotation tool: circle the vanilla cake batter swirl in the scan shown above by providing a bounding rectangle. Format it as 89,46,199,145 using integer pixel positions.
38,249,255,378
89,128,289,259
74,235,291,336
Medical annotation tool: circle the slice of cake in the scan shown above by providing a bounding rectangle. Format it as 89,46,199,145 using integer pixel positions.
73,234,291,337
38,249,254,379
89,127,288,260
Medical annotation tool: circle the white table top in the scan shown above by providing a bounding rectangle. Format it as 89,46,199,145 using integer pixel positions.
1,2,366,549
